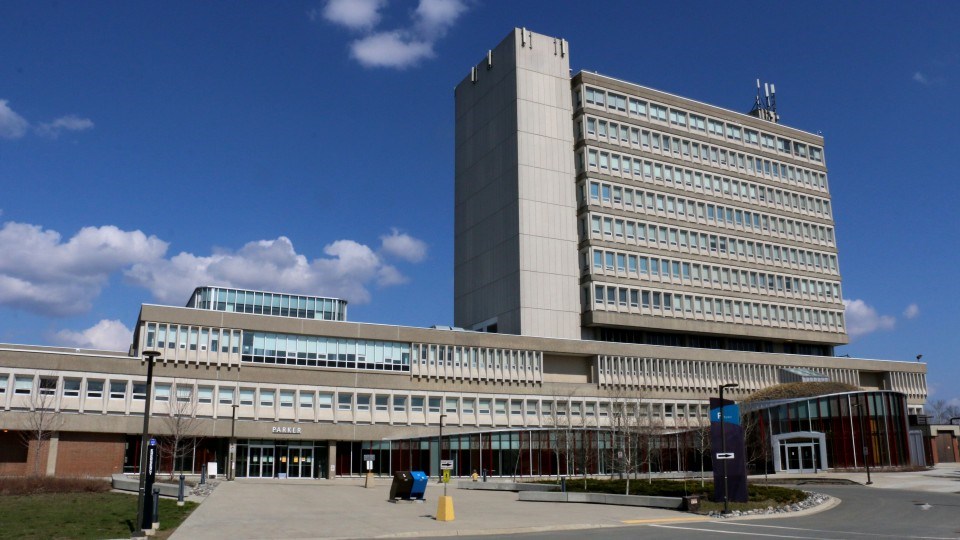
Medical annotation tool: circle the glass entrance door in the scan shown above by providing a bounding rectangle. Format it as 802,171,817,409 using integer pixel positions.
247,446,275,478
782,442,817,473
286,447,314,478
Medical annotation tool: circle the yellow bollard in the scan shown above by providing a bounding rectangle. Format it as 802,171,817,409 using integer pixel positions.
436,495,455,521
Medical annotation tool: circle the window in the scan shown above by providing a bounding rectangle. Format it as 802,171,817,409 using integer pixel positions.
110,381,127,400
197,386,213,404
356,394,371,411
87,381,103,399
175,384,191,403
428,397,441,413
411,396,424,413
219,387,235,405
39,377,57,396
445,397,458,414
510,400,522,416
239,388,255,406
494,399,507,415
478,399,491,415
280,390,294,408
154,384,170,402
14,375,33,395
337,393,352,411
260,389,275,407
300,392,314,408
132,383,147,401
318,393,333,410
393,395,406,412
0,376,6,395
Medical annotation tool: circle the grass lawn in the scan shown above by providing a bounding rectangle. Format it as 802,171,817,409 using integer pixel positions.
0,491,198,540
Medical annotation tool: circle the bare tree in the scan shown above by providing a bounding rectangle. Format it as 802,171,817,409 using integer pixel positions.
545,393,577,480
690,417,711,487
19,375,64,476
927,399,947,423
158,379,203,478
605,386,646,494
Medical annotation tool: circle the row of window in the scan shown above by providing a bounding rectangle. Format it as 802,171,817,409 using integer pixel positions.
580,115,828,195
189,287,347,321
144,324,241,355
584,246,842,303
586,282,846,333
585,211,839,276
583,178,835,248
581,147,833,225
240,332,410,373
411,344,542,383
0,373,711,422
578,85,824,164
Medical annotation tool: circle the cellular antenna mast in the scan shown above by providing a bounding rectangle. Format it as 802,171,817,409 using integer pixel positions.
748,78,780,123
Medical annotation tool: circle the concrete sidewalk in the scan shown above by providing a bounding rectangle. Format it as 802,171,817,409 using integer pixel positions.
170,465,960,539
169,479,695,539
758,463,960,493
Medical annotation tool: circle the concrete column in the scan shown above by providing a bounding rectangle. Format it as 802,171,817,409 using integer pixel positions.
327,443,337,479
45,432,59,476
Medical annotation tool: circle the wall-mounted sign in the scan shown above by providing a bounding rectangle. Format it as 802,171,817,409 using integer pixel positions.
271,426,303,434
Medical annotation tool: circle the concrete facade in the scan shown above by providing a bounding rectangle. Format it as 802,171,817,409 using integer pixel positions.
455,29,581,339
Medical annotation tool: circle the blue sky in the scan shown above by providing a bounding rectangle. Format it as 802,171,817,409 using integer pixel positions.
1,1,957,406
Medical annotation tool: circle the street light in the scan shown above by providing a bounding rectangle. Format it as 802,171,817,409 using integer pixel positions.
950,417,960,425
134,350,161,539
851,398,873,485
719,382,739,515
228,403,240,481
438,414,447,483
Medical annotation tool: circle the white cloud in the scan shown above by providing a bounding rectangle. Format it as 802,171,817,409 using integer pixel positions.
843,298,896,339
903,303,920,319
54,319,133,351
0,99,94,140
350,31,434,68
320,0,386,30
126,234,419,306
380,228,428,262
415,0,467,36
325,0,470,69
0,99,29,139
35,115,95,138
0,222,168,316
913,71,930,85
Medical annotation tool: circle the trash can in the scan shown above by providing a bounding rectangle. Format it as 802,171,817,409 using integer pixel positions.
682,495,701,512
389,471,414,500
409,471,428,500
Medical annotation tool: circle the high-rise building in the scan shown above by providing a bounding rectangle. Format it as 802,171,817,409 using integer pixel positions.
455,28,845,359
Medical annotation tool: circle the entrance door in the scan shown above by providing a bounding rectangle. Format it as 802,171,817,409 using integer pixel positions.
799,444,815,472
783,443,817,473
286,447,314,478
247,446,275,478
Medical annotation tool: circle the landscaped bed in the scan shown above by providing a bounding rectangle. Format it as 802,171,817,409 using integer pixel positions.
0,477,198,540
536,478,808,513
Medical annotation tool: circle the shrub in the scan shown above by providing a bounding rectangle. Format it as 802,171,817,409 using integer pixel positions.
0,476,111,496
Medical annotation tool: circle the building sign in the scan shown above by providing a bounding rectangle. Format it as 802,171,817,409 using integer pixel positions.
271,426,303,434
709,397,748,503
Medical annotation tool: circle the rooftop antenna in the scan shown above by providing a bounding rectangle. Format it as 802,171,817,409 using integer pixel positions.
748,79,780,124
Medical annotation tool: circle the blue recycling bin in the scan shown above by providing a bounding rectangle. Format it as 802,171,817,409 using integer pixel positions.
409,471,428,500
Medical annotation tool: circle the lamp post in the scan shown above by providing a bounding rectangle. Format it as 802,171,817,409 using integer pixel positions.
950,417,960,425
852,398,873,485
134,350,161,538
438,414,447,483
719,382,739,515
228,403,239,481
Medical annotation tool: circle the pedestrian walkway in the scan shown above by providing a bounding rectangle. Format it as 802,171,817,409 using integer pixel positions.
758,463,960,493
170,465,960,539
169,478,693,539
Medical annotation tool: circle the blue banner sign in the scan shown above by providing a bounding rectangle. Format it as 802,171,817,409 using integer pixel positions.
710,403,741,425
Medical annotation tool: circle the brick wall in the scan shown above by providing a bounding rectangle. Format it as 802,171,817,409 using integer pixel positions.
56,432,126,476
0,431,49,476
